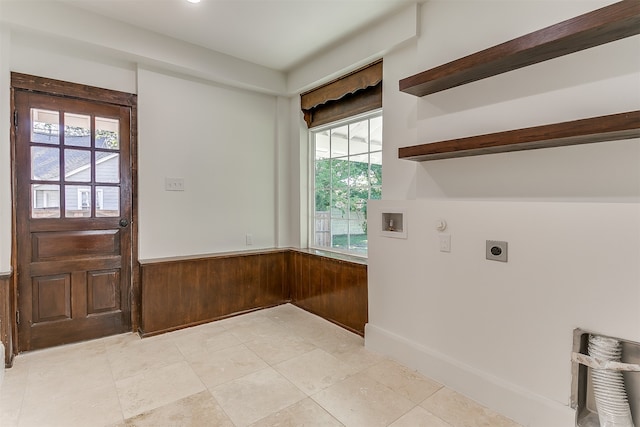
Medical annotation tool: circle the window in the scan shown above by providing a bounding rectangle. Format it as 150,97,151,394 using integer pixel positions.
78,188,91,209
311,111,382,256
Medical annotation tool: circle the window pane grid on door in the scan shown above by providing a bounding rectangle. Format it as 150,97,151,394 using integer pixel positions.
31,146,60,181
95,151,120,183
64,149,92,182
96,186,120,217
64,113,91,147
31,184,61,218
96,117,120,150
65,185,92,218
30,107,122,219
31,109,60,145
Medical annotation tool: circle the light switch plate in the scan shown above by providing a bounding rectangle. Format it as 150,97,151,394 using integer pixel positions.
439,234,451,252
165,177,185,191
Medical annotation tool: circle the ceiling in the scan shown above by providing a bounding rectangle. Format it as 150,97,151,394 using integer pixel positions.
55,0,414,72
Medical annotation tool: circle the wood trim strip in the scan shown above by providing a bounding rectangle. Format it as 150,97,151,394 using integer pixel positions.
1,271,15,367
398,111,640,161
11,73,137,107
139,248,290,265
399,0,640,96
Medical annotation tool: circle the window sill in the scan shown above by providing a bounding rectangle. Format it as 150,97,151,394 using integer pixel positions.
296,248,367,266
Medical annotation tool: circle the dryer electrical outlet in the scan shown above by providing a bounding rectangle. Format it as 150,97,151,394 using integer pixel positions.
486,240,508,262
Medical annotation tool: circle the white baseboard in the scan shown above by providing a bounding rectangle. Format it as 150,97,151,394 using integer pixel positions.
365,323,575,427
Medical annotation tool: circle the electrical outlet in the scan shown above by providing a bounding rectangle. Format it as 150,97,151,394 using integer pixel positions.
486,240,508,262
439,234,451,252
246,234,253,245
165,177,185,191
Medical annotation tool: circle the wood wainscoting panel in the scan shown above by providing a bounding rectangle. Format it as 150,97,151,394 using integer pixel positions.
290,251,368,336
139,250,290,336
139,249,366,338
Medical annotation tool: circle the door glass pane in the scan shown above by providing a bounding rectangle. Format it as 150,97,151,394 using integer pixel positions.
96,117,119,150
96,186,119,217
31,146,60,181
64,149,91,182
96,152,120,183
64,113,91,147
65,185,91,217
31,109,59,145
31,184,60,218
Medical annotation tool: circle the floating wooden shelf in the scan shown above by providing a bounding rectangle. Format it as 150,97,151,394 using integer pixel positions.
399,0,640,97
398,111,640,161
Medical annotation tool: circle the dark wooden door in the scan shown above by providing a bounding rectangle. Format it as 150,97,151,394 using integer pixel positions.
14,90,132,351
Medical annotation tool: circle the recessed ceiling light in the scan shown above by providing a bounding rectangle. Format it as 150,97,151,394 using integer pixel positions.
187,0,200,3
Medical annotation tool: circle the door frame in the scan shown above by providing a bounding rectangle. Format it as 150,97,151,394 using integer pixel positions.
7,73,139,364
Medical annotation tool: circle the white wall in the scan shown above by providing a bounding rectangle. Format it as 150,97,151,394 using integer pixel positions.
0,26,11,274
0,3,290,264
137,68,278,259
366,1,640,426
367,200,640,425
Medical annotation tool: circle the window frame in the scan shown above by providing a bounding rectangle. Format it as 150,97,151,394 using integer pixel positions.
308,109,382,258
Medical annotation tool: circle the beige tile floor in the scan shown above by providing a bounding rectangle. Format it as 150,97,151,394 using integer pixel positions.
0,304,522,427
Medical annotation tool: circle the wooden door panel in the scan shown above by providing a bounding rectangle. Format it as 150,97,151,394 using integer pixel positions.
32,274,71,323
29,313,122,350
87,270,120,315
29,257,121,277
32,230,120,261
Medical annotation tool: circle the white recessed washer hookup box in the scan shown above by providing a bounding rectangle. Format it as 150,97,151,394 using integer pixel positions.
381,210,407,239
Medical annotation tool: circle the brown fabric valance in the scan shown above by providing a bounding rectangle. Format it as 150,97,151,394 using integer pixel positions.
301,59,382,128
